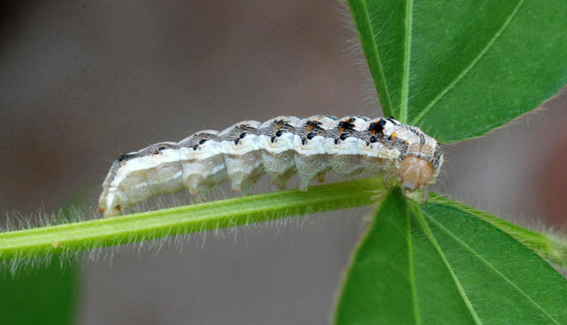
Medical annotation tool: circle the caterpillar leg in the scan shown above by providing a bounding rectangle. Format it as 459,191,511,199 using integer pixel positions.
297,169,329,191
229,172,247,193
229,169,263,195
422,187,429,203
193,192,207,203
262,150,297,190
187,174,205,195
403,186,429,204
186,173,224,203
382,172,396,187
268,167,296,190
296,155,329,191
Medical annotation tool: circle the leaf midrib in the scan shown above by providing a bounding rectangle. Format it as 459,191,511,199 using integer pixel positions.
418,210,483,324
399,0,413,123
348,0,394,117
407,204,421,324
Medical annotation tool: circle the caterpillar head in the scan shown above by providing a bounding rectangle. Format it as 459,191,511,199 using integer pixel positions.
399,155,435,191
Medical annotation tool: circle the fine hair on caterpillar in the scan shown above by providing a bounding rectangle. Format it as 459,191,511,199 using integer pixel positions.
99,115,444,217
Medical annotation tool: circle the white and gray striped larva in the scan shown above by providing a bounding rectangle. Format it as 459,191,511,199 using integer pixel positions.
98,115,443,217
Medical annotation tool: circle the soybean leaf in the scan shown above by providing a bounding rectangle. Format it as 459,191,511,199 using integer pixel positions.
430,194,567,269
348,0,567,142
335,188,567,324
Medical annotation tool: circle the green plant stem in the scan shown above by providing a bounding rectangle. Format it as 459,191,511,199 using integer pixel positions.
1,180,565,269
0,178,384,261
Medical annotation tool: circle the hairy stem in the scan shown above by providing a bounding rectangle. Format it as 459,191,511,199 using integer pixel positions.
1,179,564,270
0,178,384,261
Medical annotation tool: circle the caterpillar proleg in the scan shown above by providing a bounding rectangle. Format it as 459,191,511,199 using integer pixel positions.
98,115,443,217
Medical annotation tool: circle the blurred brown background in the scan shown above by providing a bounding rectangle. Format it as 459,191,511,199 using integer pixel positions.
1,0,566,324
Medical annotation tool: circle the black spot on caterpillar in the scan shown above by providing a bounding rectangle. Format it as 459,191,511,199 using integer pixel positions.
98,115,443,217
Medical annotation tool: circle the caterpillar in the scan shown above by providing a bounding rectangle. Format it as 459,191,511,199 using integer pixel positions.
98,115,443,217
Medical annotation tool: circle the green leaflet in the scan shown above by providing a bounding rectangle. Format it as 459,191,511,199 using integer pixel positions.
430,194,567,270
348,0,567,142
335,188,567,324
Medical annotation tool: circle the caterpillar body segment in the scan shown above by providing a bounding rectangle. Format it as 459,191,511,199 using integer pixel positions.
98,115,443,217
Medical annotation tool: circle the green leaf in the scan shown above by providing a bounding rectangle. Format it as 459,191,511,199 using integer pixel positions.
430,194,567,269
335,188,567,324
348,0,567,142
0,260,79,325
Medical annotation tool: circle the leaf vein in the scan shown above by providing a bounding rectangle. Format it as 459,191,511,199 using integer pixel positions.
399,0,413,123
407,206,421,324
425,213,561,325
350,0,394,116
419,210,483,324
